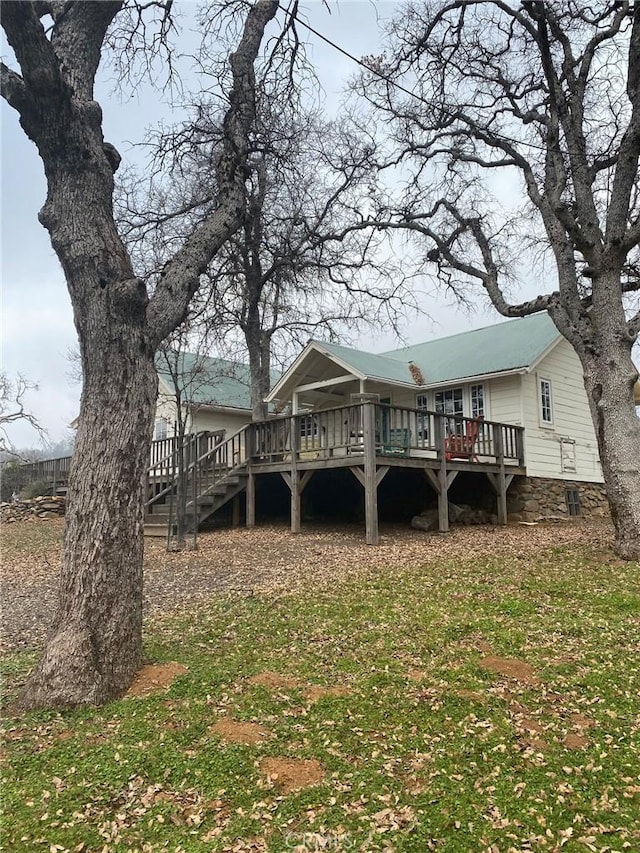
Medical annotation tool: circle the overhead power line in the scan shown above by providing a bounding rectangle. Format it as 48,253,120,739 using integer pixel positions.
277,2,633,160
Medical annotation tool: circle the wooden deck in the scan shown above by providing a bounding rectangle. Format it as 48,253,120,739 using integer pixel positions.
244,402,525,544
18,404,526,546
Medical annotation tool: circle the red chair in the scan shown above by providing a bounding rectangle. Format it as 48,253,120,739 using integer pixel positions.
445,417,483,462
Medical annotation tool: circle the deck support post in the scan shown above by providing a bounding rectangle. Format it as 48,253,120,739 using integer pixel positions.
290,415,300,533
486,471,514,525
493,425,509,525
246,469,256,528
231,494,241,527
487,424,514,526
423,467,458,533
363,401,379,545
281,468,313,534
435,417,449,533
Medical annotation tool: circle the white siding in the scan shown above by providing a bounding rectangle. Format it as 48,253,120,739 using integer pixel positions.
521,339,602,482
390,378,523,425
189,408,249,437
154,392,179,437
154,380,250,440
483,375,522,425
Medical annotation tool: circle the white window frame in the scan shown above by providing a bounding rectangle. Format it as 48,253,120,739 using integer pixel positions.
154,418,168,441
539,377,554,426
470,383,485,419
435,386,464,435
416,393,430,441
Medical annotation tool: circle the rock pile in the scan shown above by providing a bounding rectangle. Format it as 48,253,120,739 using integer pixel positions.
412,502,497,531
0,495,66,523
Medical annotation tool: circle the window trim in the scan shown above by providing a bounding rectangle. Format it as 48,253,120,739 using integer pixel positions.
416,393,430,441
470,383,485,420
434,386,464,436
154,418,168,441
539,377,554,427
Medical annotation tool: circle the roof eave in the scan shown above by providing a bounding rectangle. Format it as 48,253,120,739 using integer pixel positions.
526,333,563,372
187,402,254,416
419,367,529,390
265,341,365,402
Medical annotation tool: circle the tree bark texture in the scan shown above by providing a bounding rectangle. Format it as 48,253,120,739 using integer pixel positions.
2,0,279,707
584,361,640,561
358,1,640,558
550,281,640,562
24,347,157,707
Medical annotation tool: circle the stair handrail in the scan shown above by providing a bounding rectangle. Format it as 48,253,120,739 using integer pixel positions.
190,424,250,499
146,426,249,509
146,430,225,508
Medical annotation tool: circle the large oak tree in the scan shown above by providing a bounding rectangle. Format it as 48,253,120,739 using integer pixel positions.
356,0,640,558
119,97,413,420
1,0,279,708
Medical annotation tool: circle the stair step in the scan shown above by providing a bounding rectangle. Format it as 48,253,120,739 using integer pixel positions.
145,460,248,533
144,524,168,538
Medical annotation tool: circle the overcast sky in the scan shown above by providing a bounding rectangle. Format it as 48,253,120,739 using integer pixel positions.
1,0,611,449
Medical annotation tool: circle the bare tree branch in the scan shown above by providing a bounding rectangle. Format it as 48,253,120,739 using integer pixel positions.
0,372,48,458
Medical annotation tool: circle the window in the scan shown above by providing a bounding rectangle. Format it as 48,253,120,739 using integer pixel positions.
416,393,430,442
539,378,553,425
154,418,168,441
299,414,319,439
566,488,581,516
471,384,485,419
560,438,576,473
435,387,464,434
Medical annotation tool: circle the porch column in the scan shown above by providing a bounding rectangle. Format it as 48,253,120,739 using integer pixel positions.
290,414,301,533
435,414,449,533
246,469,256,528
363,400,379,545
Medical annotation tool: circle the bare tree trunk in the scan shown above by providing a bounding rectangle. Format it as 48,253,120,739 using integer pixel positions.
563,303,640,560
245,304,270,420
249,348,269,420
2,0,279,708
22,343,157,707
587,376,640,560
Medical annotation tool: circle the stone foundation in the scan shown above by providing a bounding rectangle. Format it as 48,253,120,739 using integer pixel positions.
507,477,608,523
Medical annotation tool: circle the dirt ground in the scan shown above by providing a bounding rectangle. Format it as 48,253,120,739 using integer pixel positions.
0,518,614,656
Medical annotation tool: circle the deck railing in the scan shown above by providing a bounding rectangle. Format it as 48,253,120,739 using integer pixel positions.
15,455,74,493
147,430,225,472
247,403,525,468
15,405,525,503
146,426,247,509
17,430,227,496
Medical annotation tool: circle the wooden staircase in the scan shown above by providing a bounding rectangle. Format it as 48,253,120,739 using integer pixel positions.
144,427,248,541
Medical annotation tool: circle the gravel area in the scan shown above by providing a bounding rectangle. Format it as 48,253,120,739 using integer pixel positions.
0,517,615,656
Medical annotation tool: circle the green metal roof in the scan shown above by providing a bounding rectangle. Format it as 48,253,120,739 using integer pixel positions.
156,352,281,410
382,313,560,385
308,314,560,388
312,340,418,385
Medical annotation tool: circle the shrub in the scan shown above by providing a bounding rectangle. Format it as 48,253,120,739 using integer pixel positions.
20,479,52,500
0,462,27,502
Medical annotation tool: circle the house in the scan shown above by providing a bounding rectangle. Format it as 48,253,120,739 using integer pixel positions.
76,317,617,542
262,312,608,532
153,351,280,441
